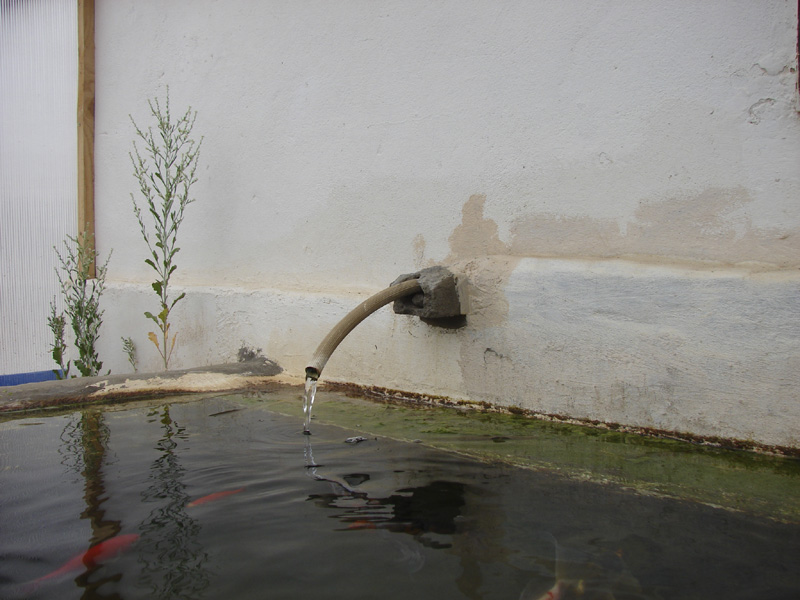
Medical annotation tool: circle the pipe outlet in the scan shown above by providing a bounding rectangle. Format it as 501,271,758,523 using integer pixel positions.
391,266,468,320
305,266,468,381
305,278,422,380
302,266,468,433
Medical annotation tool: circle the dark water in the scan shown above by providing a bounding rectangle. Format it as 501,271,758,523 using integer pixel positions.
0,395,798,600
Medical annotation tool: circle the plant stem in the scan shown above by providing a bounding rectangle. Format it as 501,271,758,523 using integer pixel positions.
130,88,201,370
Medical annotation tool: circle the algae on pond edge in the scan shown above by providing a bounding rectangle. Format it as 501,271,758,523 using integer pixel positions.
4,383,798,524
239,387,800,524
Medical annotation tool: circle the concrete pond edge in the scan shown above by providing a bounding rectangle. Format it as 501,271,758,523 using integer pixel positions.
2,358,799,458
0,358,286,413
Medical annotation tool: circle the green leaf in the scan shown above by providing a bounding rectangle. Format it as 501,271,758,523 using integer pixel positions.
170,292,186,308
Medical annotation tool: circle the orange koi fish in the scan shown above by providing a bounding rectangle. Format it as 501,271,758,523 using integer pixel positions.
187,487,244,507
346,519,378,530
31,533,139,586
535,581,566,600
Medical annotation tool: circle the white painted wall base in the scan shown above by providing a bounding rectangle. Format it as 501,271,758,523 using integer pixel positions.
98,257,800,449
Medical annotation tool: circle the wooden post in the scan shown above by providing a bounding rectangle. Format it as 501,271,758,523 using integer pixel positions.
77,0,95,276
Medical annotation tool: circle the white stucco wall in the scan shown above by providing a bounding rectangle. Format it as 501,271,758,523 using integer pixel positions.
92,1,800,447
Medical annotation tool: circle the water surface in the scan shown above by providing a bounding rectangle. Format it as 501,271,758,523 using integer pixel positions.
0,391,798,599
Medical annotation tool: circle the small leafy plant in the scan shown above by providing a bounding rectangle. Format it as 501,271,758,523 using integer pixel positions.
50,231,111,378
121,336,138,372
129,89,202,370
47,301,69,378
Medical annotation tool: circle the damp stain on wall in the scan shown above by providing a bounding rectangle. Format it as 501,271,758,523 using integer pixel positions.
508,187,800,269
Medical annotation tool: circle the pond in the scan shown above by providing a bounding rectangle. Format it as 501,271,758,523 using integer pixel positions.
1,387,798,599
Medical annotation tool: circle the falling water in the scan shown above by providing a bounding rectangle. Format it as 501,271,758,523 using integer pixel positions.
302,375,317,434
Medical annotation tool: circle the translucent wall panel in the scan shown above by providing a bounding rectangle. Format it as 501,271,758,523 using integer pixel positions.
1,0,78,375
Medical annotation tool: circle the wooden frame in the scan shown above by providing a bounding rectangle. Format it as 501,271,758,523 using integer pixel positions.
77,0,95,276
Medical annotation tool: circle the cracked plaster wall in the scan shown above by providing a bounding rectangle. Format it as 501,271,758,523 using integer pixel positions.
92,1,800,447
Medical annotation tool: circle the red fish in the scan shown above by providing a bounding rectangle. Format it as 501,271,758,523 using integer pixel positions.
345,519,421,534
187,487,244,507
535,581,566,600
31,533,139,586
346,519,378,530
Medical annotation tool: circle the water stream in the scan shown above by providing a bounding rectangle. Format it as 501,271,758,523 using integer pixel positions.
302,375,317,434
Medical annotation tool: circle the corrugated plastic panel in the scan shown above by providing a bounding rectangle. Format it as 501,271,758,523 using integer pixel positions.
1,0,78,375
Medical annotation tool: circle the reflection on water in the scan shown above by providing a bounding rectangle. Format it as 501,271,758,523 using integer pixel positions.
136,406,209,600
57,410,125,598
2,394,799,600
309,476,466,545
304,436,645,600
305,437,464,545
77,411,121,545
27,404,210,599
303,436,524,599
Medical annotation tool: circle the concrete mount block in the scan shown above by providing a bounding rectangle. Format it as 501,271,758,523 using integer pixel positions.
391,266,467,320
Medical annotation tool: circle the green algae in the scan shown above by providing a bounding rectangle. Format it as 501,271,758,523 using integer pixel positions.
238,386,800,524
4,383,799,524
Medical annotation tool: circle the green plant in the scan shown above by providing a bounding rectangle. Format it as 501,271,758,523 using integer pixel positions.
48,301,69,379
129,89,202,370
122,336,138,372
51,231,111,378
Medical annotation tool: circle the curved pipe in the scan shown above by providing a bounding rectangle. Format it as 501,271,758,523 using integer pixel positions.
305,278,422,380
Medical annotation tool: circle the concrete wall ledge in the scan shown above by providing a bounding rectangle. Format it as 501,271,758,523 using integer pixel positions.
0,358,284,414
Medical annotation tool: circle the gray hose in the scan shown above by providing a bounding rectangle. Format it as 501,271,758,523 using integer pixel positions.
305,278,422,380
